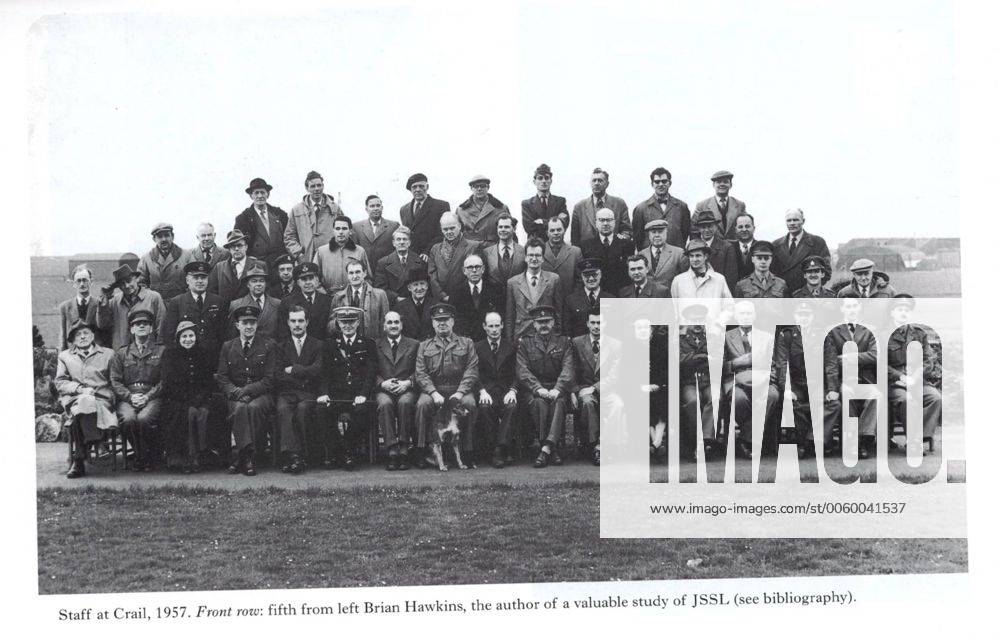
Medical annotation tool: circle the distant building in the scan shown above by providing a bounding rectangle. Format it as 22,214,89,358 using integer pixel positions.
835,237,959,270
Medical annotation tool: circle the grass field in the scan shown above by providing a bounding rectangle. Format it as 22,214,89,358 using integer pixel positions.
37,483,966,594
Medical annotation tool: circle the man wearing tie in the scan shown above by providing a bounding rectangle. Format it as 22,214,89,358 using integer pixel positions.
329,259,390,340
352,195,400,265
267,254,299,300
505,238,564,340
235,177,289,271
274,306,324,474
823,295,878,459
693,170,747,240
475,311,518,468
400,173,451,258
721,301,778,459
631,167,691,249
792,256,837,298
571,312,622,466
772,208,831,294
374,311,420,471
284,171,346,265
620,254,669,298
692,210,741,294
162,261,227,361
227,263,282,341
189,222,231,270
733,213,757,282
373,226,431,303
208,230,258,306
482,213,526,303
541,217,582,299
58,265,103,349
393,266,440,341
734,240,788,298
580,208,635,295
563,258,616,338
837,258,898,298
571,167,632,246
448,254,503,341
521,163,569,241
637,219,685,293
278,262,332,341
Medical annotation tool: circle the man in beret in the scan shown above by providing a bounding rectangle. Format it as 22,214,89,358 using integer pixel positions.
734,240,788,298
792,255,836,298
216,305,278,475
97,264,166,349
541,216,582,299
428,213,483,298
670,240,734,312
208,229,259,306
563,258,616,338
732,213,758,281
693,210,740,293
315,215,372,293
571,167,632,246
58,265,103,349
235,177,289,270
570,312,622,466
449,253,503,342
284,170,348,265
638,218,685,292
278,262,332,341
475,311,518,468
506,237,564,340
456,175,511,244
329,259,390,340
373,226,434,302
227,263,282,341
580,207,635,295
189,222,231,269
621,254,669,298
837,258,898,298
693,170,746,240
517,304,575,468
482,213,526,304
162,261,227,361
110,308,165,470
632,167,691,249
267,254,299,300
353,195,400,266
375,310,420,471
886,295,942,455
522,163,569,241
400,172,451,258
137,222,194,302
772,208,831,294
414,303,480,467
393,265,441,341
274,305,324,474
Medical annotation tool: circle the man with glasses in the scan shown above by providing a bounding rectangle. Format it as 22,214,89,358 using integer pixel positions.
59,265,103,349
449,254,502,341
506,237,564,340
632,167,691,249
580,207,634,295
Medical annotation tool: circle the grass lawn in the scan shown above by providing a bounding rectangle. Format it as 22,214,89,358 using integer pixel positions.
37,482,966,594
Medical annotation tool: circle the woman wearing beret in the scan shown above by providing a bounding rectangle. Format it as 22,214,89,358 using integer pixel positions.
161,321,215,473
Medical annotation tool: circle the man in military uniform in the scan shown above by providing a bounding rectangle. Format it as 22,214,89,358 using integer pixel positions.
678,303,715,461
274,306,324,474
824,296,878,458
475,311,518,468
375,311,420,471
563,258,616,338
887,294,942,454
316,306,377,470
110,309,165,470
267,254,299,300
792,255,836,298
216,305,277,476
571,312,621,466
162,261,227,361
516,305,574,468
734,240,788,298
414,303,480,467
278,262,332,341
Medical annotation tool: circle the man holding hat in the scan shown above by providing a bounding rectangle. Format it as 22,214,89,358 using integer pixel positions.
516,304,574,468
284,170,347,265
353,195,400,265
228,263,282,341
98,264,166,350
693,210,740,293
414,303,480,467
209,229,260,305
235,177,289,270
580,207,635,295
522,163,569,241
838,258,898,298
792,255,836,298
772,208,831,294
886,294,942,454
267,254,299,300
734,240,788,298
693,170,746,240
571,167,632,246
216,304,277,475
400,173,451,257
632,167,691,249
110,308,165,470
278,262,332,341
456,174,511,245
138,222,194,302
637,218,685,292
162,260,227,363
563,258,616,338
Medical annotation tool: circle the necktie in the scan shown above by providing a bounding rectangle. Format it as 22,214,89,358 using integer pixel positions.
861,287,869,298
604,236,611,248
789,236,798,254
742,329,752,352
138,343,145,356
531,275,538,288
259,210,270,238
413,200,422,216
472,284,480,306
284,284,291,295
295,338,302,356
592,339,599,355
635,285,642,298
243,340,251,356
541,196,548,215
235,261,243,279
719,198,728,213
257,297,264,309
491,341,498,356
205,247,212,262
501,247,511,275
596,197,605,210
391,339,398,359
306,294,314,307
589,291,597,308
77,298,88,320
352,289,361,307
848,323,856,336
651,248,660,272
197,294,204,310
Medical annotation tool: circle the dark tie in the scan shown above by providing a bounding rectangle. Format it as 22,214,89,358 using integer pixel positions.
604,236,611,248
284,284,291,295
390,339,398,359
588,291,597,308
306,294,314,307
352,289,361,307
196,294,204,310
541,196,548,216
501,247,512,276
77,298,88,320
789,236,798,254
719,199,728,214
592,340,599,355
651,248,660,272
257,297,264,309
413,200,422,216
243,340,251,356
634,285,642,298
491,341,499,356
848,323,856,336
596,197,605,209
472,284,480,306
531,275,538,287
742,329,752,352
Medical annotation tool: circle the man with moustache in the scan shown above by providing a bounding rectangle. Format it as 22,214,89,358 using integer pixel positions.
235,177,289,269
455,174,511,244
284,170,347,265
138,222,194,302
352,194,399,265
571,167,632,246
189,222,231,269
374,311,420,471
631,167,691,249
400,172,451,257
792,256,837,298
521,163,569,241
580,207,635,295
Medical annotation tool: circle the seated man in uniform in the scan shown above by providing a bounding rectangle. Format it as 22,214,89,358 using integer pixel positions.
887,294,942,455
375,311,420,471
274,306,324,474
110,309,164,471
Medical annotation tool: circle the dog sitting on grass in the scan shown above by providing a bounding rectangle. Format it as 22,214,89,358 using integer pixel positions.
429,396,473,472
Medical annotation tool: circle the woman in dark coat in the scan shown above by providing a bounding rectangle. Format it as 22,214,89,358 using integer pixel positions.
161,321,215,472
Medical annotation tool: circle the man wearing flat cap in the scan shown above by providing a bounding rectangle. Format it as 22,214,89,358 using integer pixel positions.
632,167,691,249
284,170,348,265
837,258,898,298
792,255,836,298
353,194,400,266
216,304,278,476
522,163,569,241
772,208,831,294
208,229,260,306
456,175,511,245
563,258,617,338
886,294,942,455
227,263,282,341
414,303,480,467
393,265,441,341
517,304,575,468
97,263,166,350
162,261,227,362
400,172,451,257
138,222,194,302
111,308,165,470
693,210,740,293
580,208,635,295
734,240,788,298
571,167,632,246
427,213,483,298
693,170,746,240
278,262,332,341
267,254,299,300
637,218,685,292
235,177,289,271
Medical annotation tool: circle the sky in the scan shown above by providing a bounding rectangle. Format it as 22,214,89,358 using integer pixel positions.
26,0,957,256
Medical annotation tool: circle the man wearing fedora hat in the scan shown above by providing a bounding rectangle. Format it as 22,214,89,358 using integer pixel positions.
792,255,836,298
456,174,511,245
227,263,282,341
522,163,569,242
110,308,165,470
235,178,289,271
693,170,746,240
277,262,332,341
208,229,260,305
162,261,227,361
189,222,231,269
693,210,740,293
138,222,194,302
393,265,441,341
400,172,451,257
97,263,166,350
285,170,347,265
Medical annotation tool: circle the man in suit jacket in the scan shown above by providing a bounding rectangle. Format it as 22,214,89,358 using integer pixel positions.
138,222,195,302
448,254,503,341
227,264,282,341
208,230,258,306
563,258,617,338
631,167,691,249
59,265,103,349
542,217,582,299
393,266,439,341
637,219,685,293
353,195,400,265
399,172,451,257
693,210,741,293
571,167,632,246
506,238,565,340
475,311,518,468
329,260,391,340
455,174,511,244
189,222,231,270
824,296,878,458
97,265,167,349
274,305,324,474
721,301,778,458
428,213,483,299
266,254,300,300
374,310,420,470
483,214,526,301
216,304,277,476
162,261,227,361
571,311,622,465
235,177,289,270
521,163,569,241
772,208,831,294
693,170,747,240
621,254,670,298
732,212,757,281
284,170,347,265
580,208,635,295
277,262,332,341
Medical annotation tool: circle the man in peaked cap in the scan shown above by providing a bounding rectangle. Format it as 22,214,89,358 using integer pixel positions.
97,263,166,350
216,304,277,475
227,262,281,340
837,257,898,298
267,253,299,300
516,304,574,468
110,308,165,470
792,255,836,298
522,163,569,241
693,209,740,293
456,174,511,245
563,257,617,338
277,261,332,341
734,240,788,298
400,172,452,257
693,170,746,240
163,260,227,361
886,294,941,455
138,222,194,302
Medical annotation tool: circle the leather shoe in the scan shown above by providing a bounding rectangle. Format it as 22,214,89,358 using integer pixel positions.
549,450,563,466
386,454,398,471
288,455,305,474
66,460,85,479
342,455,356,471
396,456,410,471
491,447,505,469
226,462,241,474
533,450,549,468
243,460,256,476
